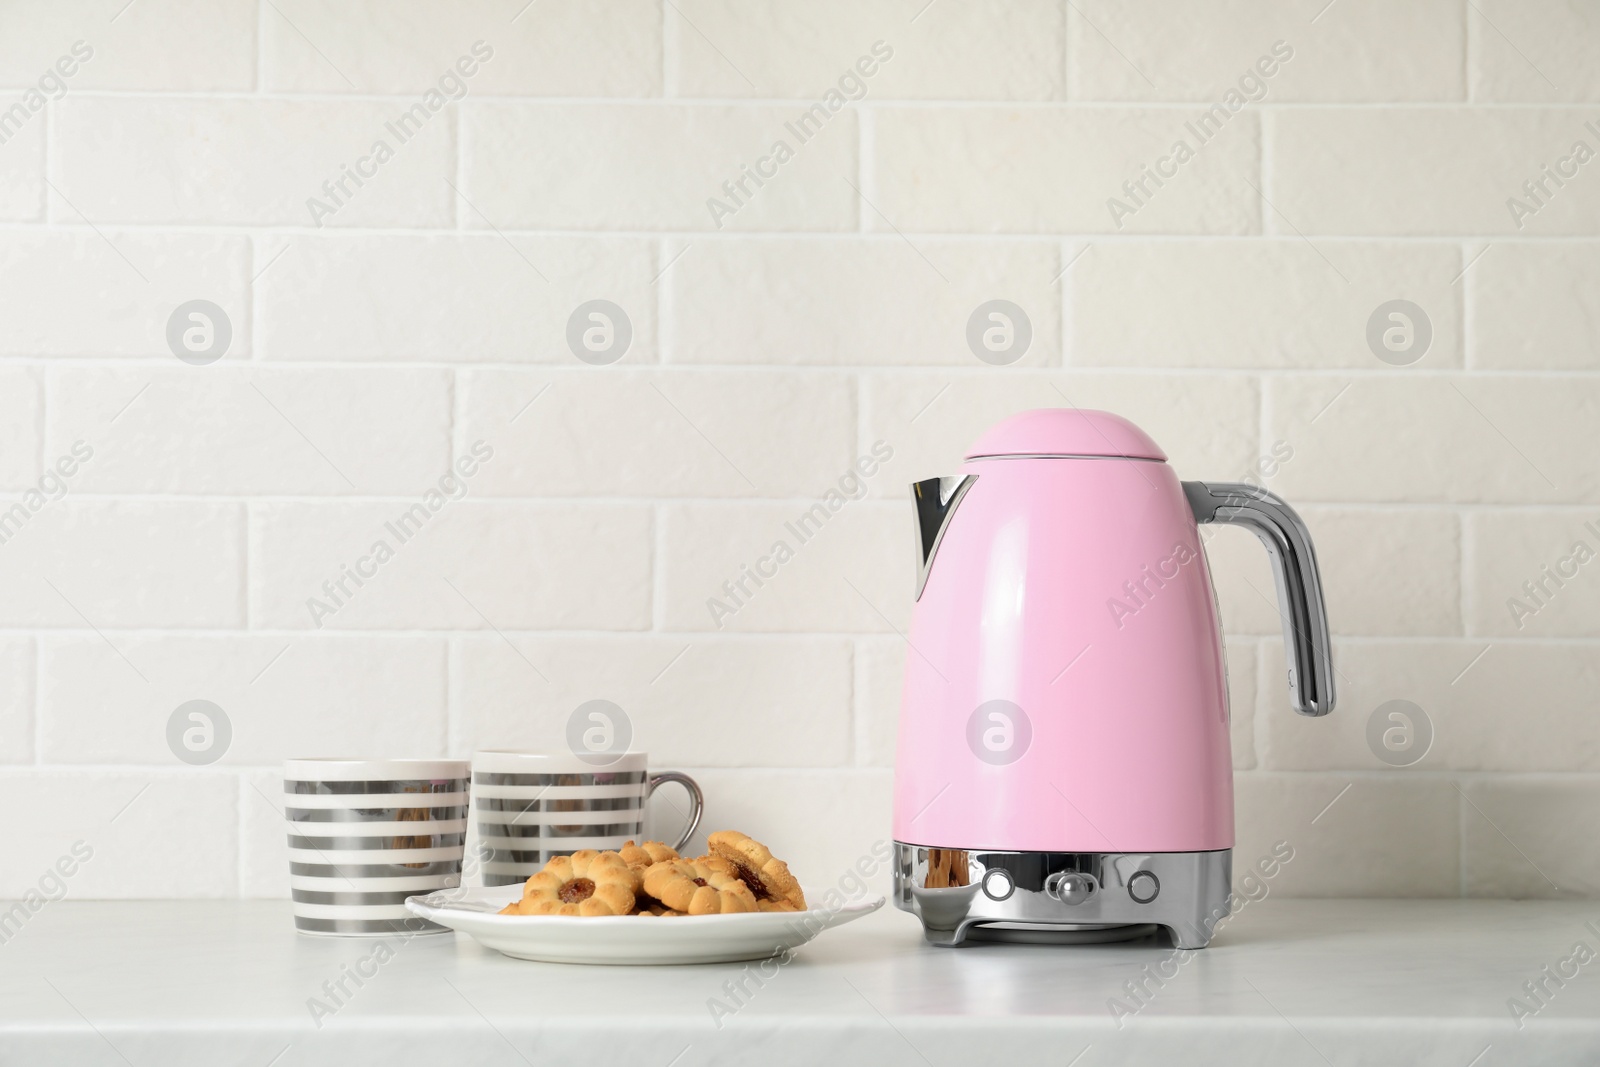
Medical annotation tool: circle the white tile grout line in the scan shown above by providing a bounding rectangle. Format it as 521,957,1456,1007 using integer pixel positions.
856,105,873,235
651,501,667,633
239,499,251,632
38,96,49,224
451,96,465,232
1257,104,1272,238
15,359,1600,378
254,0,265,94
1060,0,1072,103
654,238,670,364
12,221,1600,242
41,88,1598,108
660,0,678,99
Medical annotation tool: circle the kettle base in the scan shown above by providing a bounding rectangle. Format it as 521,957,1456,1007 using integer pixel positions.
964,922,1162,946
891,843,1231,950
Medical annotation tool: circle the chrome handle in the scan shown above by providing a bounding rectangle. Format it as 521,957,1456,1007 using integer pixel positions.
1183,481,1335,717
646,771,704,852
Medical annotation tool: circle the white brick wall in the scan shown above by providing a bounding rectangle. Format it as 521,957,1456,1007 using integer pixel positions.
2,0,1596,902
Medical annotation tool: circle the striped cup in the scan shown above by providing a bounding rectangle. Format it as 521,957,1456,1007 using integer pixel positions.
472,751,703,887
284,758,471,936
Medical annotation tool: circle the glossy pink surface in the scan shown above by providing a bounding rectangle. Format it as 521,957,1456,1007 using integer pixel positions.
894,413,1234,853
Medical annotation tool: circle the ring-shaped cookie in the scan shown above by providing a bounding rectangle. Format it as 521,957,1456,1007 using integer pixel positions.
642,858,758,915
706,830,807,912
500,849,639,916
619,839,680,872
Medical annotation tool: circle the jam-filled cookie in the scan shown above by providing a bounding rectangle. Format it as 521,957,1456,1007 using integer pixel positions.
619,839,680,872
642,858,757,916
706,830,806,912
500,849,639,916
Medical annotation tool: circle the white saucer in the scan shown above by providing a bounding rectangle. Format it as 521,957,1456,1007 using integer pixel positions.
404,884,884,965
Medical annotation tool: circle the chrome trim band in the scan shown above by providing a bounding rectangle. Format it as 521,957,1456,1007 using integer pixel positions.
286,832,466,850
289,861,462,878
286,805,469,823
472,770,648,787
285,779,469,795
474,796,640,813
480,820,642,840
892,843,1231,949
291,888,432,907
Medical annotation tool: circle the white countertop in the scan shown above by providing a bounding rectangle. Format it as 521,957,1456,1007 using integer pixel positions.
2,898,1598,1065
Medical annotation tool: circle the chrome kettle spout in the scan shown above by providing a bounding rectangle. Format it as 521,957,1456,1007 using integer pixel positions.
911,475,976,600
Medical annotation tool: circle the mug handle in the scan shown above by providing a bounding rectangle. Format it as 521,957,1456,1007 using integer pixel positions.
646,771,704,853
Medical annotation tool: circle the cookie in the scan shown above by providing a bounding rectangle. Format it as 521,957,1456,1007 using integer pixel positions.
706,830,806,912
509,849,639,917
635,901,685,917
619,839,680,872
642,858,758,916
629,882,677,917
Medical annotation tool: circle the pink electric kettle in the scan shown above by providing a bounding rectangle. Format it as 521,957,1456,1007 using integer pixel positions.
891,408,1334,948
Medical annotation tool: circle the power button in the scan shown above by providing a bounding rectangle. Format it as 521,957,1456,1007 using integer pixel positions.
1128,870,1160,904
980,867,1015,901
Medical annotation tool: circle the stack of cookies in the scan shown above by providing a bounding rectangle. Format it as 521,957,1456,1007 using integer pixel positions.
498,830,807,918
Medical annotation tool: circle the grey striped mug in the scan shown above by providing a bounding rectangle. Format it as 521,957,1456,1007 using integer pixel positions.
283,758,471,936
471,751,703,887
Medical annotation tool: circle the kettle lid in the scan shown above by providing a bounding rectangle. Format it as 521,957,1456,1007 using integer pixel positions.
964,408,1167,461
